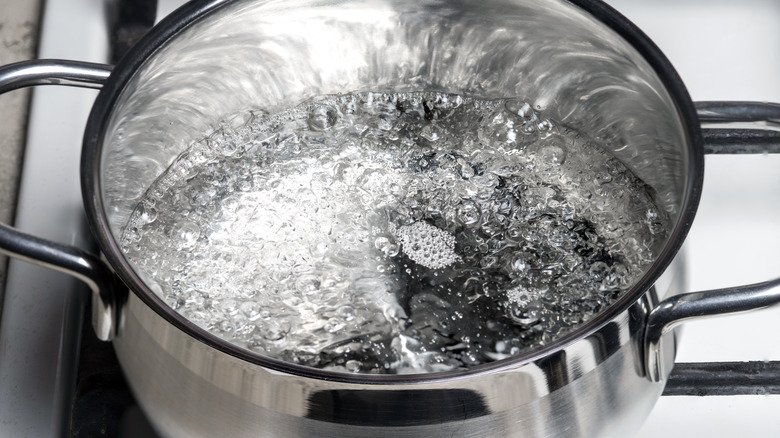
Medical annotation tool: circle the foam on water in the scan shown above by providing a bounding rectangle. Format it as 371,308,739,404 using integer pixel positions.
396,221,461,269
121,92,669,374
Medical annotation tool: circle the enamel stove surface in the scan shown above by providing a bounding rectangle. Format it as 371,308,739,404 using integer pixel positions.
1,0,778,436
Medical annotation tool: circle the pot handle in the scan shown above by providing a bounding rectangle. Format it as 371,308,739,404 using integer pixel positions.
0,59,110,92
0,59,120,341
645,278,780,383
645,100,780,383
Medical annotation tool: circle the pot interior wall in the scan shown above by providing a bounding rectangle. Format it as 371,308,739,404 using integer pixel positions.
99,0,690,254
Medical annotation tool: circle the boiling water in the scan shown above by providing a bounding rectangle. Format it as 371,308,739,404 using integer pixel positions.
121,92,669,374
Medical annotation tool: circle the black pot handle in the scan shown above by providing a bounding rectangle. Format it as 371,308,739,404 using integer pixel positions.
645,101,780,384
0,59,121,341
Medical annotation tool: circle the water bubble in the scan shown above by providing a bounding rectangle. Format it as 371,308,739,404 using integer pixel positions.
337,305,356,321
184,289,206,308
478,109,519,145
374,236,391,252
307,104,340,131
384,243,400,257
323,317,346,333
419,124,441,142
216,319,235,333
236,177,254,192
240,301,262,321
509,305,540,326
123,227,142,245
216,298,239,316
121,91,669,375
536,119,556,138
506,100,540,135
457,201,481,225
510,254,530,273
173,221,200,248
588,262,610,281
171,156,200,180
346,360,362,372
138,204,158,224
505,100,533,119
295,275,321,295
538,144,566,166
260,319,291,341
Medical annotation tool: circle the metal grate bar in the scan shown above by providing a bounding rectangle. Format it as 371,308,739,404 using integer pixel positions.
664,361,780,396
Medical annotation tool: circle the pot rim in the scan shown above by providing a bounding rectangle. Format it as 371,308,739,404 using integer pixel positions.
81,0,704,385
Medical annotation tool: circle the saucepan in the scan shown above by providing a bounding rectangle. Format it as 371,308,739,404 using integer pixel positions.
1,0,780,436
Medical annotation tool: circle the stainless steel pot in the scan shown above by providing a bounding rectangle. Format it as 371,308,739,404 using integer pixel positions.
1,0,780,436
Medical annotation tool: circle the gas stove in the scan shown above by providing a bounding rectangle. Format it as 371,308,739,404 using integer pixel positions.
1,0,779,436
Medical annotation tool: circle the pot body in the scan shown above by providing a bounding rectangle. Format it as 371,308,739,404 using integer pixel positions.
112,256,684,438
82,0,702,436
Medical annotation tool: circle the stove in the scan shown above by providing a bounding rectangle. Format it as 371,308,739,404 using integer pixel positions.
1,0,779,436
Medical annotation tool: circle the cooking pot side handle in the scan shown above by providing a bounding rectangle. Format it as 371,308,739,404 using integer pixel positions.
0,59,111,92
0,225,122,341
696,101,780,154
644,277,780,382
0,59,119,341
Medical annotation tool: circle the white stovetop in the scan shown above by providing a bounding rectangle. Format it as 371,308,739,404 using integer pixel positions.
605,0,780,436
0,0,777,437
